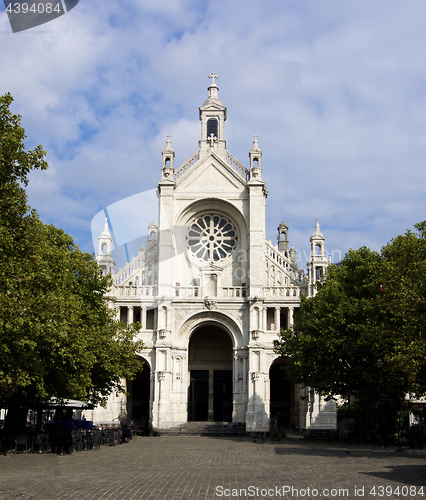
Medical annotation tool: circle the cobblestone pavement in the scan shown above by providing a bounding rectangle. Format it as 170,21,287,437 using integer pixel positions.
0,436,425,500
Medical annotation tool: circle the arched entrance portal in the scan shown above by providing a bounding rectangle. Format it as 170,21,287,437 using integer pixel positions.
188,325,233,422
127,358,150,434
269,360,298,427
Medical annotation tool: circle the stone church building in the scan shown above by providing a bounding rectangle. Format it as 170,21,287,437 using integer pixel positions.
88,74,336,433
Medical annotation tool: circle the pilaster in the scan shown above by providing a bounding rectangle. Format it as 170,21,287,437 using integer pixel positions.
157,180,175,298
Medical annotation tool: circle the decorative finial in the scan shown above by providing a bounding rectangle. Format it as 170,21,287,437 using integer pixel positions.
208,71,219,86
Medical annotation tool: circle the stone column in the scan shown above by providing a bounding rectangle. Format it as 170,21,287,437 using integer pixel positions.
128,306,134,324
287,307,294,329
141,306,147,330
274,307,280,332
233,352,247,422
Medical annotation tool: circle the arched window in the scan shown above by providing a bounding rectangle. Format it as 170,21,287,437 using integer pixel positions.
207,118,218,139
315,266,323,280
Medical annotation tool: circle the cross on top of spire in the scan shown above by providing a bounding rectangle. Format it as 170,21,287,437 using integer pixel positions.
208,71,219,85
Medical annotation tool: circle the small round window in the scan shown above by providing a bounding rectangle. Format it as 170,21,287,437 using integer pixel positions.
187,214,237,262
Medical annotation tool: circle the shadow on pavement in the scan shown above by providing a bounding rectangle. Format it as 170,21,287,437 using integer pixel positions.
360,464,426,487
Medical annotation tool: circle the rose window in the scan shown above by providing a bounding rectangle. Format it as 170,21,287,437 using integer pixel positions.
187,214,237,262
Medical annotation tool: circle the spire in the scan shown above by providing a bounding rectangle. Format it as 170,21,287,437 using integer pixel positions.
311,218,325,240
199,72,227,155
162,135,174,154
100,217,111,238
206,71,221,102
250,135,261,154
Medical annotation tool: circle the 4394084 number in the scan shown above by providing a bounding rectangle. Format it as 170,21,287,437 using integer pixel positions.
369,485,424,497
6,3,62,14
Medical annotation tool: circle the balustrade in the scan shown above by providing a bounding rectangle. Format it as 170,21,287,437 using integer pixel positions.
226,152,250,181
174,152,199,180
262,286,303,298
115,286,156,297
174,286,200,298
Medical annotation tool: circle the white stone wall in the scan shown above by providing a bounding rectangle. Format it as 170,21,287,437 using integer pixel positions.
92,81,335,434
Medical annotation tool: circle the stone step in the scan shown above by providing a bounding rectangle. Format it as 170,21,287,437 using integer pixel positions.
155,421,246,436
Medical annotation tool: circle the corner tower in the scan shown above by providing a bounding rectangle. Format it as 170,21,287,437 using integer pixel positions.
96,218,116,276
307,219,328,296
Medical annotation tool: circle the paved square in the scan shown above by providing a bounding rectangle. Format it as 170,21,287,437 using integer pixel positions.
0,436,425,500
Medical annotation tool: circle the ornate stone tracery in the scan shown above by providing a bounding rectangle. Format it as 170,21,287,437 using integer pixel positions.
187,214,238,263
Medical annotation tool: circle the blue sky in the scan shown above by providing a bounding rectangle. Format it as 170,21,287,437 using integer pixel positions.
1,0,426,269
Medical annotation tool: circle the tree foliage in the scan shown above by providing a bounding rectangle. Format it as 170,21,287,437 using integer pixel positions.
274,223,426,418
0,93,144,423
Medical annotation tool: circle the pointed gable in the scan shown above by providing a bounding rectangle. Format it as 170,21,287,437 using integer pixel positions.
175,152,248,195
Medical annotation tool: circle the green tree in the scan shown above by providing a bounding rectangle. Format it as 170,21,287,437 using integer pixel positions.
0,93,144,436
379,221,426,396
274,225,426,440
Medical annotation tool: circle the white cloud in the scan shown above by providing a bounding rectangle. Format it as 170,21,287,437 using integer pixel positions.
1,0,425,265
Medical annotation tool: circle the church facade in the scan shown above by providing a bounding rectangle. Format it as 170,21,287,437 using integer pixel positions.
90,74,336,433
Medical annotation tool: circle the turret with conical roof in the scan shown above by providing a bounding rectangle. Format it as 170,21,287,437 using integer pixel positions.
307,219,328,296
249,135,262,180
161,136,175,182
278,220,289,256
96,218,116,276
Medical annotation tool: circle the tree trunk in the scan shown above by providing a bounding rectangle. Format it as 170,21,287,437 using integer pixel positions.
3,394,29,442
